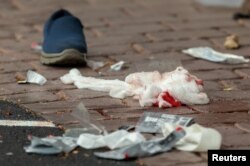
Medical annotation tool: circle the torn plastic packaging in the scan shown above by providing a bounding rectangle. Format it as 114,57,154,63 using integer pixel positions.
68,102,107,135
136,112,194,133
182,47,249,64
18,70,47,85
24,136,77,155
94,127,186,160
77,130,145,150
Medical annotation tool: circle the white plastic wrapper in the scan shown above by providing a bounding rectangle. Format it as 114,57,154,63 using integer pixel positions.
61,67,209,108
161,123,222,152
110,61,125,71
18,70,47,85
77,130,145,150
24,136,77,155
94,127,186,160
182,47,249,64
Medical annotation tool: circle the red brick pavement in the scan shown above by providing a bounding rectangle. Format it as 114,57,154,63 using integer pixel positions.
0,0,250,165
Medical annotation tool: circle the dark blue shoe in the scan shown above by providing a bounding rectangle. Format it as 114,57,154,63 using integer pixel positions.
41,9,87,65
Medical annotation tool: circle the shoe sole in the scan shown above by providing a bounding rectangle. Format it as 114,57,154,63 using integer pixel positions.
41,49,86,65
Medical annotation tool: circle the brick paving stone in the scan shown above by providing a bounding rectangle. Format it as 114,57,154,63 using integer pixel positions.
168,19,239,31
140,151,203,166
221,27,250,36
98,23,169,36
192,69,240,81
63,89,108,100
222,133,250,148
24,101,78,113
142,39,212,52
220,79,250,90
0,61,35,74
175,162,207,166
190,100,249,113
88,34,148,47
203,81,222,91
150,29,227,42
182,59,248,71
0,73,21,84
1,91,58,104
0,81,73,96
235,123,250,133
208,90,250,101
135,59,182,72
191,112,250,125
210,125,246,137
88,44,132,56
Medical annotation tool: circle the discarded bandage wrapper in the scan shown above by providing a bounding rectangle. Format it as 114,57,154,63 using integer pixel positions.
61,67,209,108
77,130,145,150
136,112,194,133
183,47,249,64
94,127,186,160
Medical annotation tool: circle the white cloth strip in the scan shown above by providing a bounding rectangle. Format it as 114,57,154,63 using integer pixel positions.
0,120,56,127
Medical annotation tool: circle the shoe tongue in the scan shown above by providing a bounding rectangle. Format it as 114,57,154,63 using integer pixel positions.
48,16,83,36
44,9,74,37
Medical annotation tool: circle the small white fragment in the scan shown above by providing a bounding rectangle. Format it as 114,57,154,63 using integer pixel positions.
0,120,55,127
182,47,249,64
26,70,47,85
31,42,42,52
110,61,125,71
86,59,105,70
6,152,13,156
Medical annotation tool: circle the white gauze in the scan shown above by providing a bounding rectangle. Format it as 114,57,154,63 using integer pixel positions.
60,67,209,108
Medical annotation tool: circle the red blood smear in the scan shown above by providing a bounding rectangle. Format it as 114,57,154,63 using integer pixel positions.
161,92,181,107
153,102,159,107
176,127,183,132
195,79,204,86
124,153,129,160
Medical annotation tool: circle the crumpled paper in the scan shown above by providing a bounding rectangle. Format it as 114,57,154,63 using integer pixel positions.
60,67,209,108
24,136,77,155
94,127,186,160
161,123,222,152
182,47,249,64
77,130,145,150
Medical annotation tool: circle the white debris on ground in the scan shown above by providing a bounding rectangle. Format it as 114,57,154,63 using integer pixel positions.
18,70,47,85
60,67,209,108
31,42,42,52
77,130,145,150
84,56,106,71
161,123,222,152
182,47,249,64
110,61,126,71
